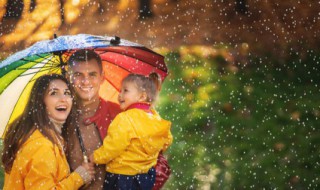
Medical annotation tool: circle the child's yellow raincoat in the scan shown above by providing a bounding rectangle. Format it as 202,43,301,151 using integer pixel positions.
94,108,173,175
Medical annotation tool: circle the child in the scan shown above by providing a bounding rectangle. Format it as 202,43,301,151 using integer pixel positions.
90,73,173,190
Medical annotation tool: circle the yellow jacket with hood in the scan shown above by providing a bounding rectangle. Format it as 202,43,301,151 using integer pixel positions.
3,130,84,190
93,108,173,175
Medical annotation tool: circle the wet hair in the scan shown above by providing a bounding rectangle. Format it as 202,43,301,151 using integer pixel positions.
122,72,162,103
2,74,74,173
67,49,102,72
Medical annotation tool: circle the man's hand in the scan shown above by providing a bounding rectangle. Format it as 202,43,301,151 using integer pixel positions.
81,161,95,180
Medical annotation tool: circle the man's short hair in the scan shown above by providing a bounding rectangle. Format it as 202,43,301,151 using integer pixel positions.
68,49,102,72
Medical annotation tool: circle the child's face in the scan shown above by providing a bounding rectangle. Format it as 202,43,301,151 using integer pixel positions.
118,81,146,110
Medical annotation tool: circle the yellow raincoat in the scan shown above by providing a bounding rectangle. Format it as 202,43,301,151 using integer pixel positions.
94,108,173,175
4,130,84,190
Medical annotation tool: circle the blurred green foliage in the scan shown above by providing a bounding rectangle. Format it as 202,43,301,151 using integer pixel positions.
158,48,320,189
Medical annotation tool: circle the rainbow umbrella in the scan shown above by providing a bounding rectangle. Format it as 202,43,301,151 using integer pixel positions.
0,34,168,137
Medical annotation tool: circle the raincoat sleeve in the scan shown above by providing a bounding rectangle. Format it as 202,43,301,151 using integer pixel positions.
93,113,132,164
24,145,84,190
163,130,173,152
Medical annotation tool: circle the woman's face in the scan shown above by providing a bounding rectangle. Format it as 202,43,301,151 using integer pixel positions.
44,79,73,123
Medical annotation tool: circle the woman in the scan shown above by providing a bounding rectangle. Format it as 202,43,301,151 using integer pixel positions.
2,74,95,190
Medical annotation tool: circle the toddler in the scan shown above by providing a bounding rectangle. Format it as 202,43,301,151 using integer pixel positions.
91,73,172,190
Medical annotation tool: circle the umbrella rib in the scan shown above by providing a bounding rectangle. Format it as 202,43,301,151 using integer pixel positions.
104,77,120,92
21,55,58,65
19,66,60,77
25,52,62,63
15,55,60,70
15,65,58,70
26,67,61,83
20,54,49,62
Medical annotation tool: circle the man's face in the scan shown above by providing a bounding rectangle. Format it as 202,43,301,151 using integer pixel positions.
68,59,103,102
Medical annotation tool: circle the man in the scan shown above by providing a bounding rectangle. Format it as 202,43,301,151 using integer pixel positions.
65,49,171,190
65,49,121,190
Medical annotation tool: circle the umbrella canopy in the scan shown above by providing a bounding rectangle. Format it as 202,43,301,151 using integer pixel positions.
0,34,168,137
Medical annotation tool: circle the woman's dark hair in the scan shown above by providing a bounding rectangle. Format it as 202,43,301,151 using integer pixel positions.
1,74,74,173
122,72,162,103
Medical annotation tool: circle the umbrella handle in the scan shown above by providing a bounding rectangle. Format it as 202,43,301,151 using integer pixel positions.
75,125,89,163
83,155,88,163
